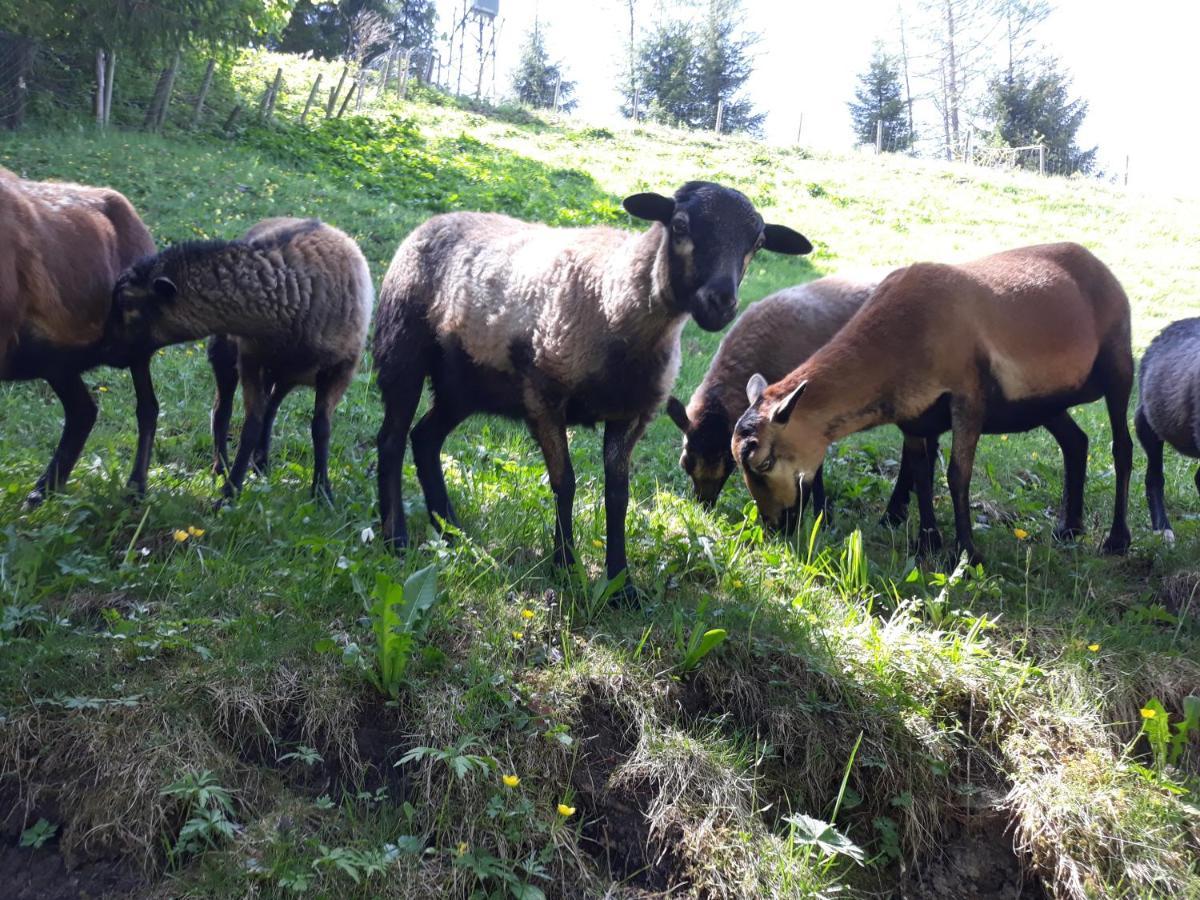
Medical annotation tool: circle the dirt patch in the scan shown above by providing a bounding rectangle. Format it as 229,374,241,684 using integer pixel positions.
573,688,688,893
0,843,144,900
900,817,1046,900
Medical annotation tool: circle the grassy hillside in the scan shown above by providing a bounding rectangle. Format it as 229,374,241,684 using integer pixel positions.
1,50,1198,899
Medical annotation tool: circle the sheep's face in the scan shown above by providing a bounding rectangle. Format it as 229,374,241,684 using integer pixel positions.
732,374,826,532
111,256,180,346
624,182,812,333
666,395,734,507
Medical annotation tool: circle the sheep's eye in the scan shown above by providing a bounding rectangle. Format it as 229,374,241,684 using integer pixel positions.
756,454,775,474
671,217,689,237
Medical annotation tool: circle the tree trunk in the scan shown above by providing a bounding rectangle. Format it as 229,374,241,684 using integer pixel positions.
191,58,215,129
898,10,914,150
945,0,960,157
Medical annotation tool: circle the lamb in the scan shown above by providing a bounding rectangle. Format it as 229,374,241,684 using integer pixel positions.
1134,317,1200,542
374,181,811,599
0,166,157,506
108,217,373,501
732,242,1134,564
667,275,885,513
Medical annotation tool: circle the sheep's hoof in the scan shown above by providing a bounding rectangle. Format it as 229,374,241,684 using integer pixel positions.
880,507,908,528
1052,524,1084,543
384,534,408,555
22,489,46,511
1101,529,1131,556
312,484,334,506
915,528,943,557
125,479,147,501
957,545,984,567
608,582,643,609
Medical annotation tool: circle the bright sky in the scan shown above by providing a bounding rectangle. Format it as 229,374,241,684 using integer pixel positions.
434,1,1200,197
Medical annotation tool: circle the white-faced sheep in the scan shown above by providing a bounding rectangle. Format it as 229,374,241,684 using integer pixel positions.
733,243,1134,564
1135,317,1200,542
374,181,811,599
108,217,373,501
0,166,157,505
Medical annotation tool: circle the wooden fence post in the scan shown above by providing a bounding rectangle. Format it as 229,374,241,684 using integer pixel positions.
875,119,883,154
223,103,242,134
103,50,115,126
191,58,215,129
336,80,357,118
300,72,322,124
326,65,348,118
1038,144,1046,176
95,49,106,126
715,99,725,134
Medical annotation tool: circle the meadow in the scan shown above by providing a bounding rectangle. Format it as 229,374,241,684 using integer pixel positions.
1,50,1198,899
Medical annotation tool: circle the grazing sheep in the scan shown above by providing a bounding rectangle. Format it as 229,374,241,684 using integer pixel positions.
374,181,811,598
109,217,372,501
0,166,157,505
667,275,897,515
1135,317,1200,542
732,243,1134,563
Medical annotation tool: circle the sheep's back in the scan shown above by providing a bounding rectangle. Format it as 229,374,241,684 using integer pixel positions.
238,220,372,371
1139,318,1200,456
378,212,631,379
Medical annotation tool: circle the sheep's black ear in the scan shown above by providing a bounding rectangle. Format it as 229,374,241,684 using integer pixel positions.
771,380,807,424
623,192,675,224
746,373,768,406
763,224,813,256
152,276,178,300
666,396,690,432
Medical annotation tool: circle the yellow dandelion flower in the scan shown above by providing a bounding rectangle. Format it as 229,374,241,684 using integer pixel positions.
521,608,535,620
502,774,520,788
98,385,109,393
1140,707,1157,719
173,529,190,543
592,539,603,548
732,580,744,589
512,630,524,640
557,803,576,817
187,526,205,537
1088,643,1100,652
1000,434,1008,441
1031,452,1038,460
1013,528,1029,540
456,841,468,856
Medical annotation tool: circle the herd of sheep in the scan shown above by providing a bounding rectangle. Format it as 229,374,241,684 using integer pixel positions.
2,165,1198,599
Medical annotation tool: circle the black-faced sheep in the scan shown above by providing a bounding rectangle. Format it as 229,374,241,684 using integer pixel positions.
0,166,157,505
1135,317,1200,542
109,217,372,501
374,181,811,598
733,243,1134,564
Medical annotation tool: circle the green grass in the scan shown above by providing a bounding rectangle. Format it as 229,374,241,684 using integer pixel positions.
1,48,1199,899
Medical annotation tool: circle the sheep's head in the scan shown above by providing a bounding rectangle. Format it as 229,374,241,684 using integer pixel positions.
666,395,735,507
731,373,827,531
623,181,811,332
111,241,223,347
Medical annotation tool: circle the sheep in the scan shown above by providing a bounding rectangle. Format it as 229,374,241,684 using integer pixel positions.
108,217,373,501
732,242,1134,564
666,274,889,514
0,166,157,506
374,181,811,599
1134,317,1200,543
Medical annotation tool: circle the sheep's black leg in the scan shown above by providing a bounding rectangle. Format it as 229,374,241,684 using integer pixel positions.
25,372,98,508
310,365,353,504
126,356,158,498
1100,355,1134,555
207,336,239,476
882,434,939,526
412,402,470,534
1136,406,1172,539
603,417,648,604
1045,411,1088,542
946,401,984,565
377,379,424,552
904,432,942,557
808,465,833,526
527,413,576,568
223,357,268,499
253,380,295,475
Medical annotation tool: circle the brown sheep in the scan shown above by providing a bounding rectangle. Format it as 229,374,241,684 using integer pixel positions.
0,167,157,505
374,181,811,601
732,243,1134,563
108,218,372,501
